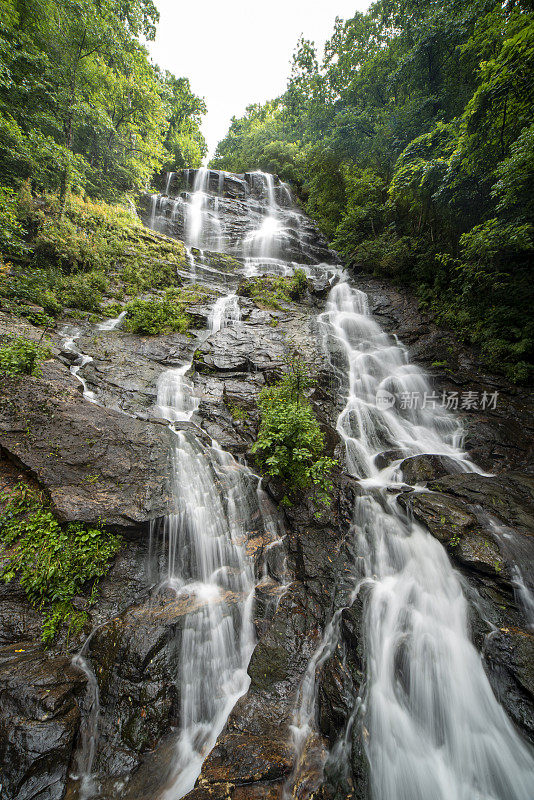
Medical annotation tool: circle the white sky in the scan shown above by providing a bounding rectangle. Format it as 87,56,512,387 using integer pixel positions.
149,1,371,160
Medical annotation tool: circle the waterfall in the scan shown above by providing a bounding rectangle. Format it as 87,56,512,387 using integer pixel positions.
155,364,199,423
146,250,265,797
157,431,257,798
165,171,175,195
243,172,288,259
314,281,534,800
208,293,241,333
185,167,209,247
116,167,534,798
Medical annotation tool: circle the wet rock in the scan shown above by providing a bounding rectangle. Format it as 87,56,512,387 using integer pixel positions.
399,453,462,484
0,645,86,800
0,360,176,528
373,448,406,470
71,590,244,788
75,329,196,415
194,324,286,374
483,626,534,739
398,484,508,581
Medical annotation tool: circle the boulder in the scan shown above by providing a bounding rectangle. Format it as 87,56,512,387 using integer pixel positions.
0,360,176,528
0,645,87,800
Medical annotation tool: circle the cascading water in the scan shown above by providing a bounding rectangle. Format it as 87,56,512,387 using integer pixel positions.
64,168,533,800
143,179,278,797
156,428,257,799
208,293,240,333
244,171,288,259
313,281,534,800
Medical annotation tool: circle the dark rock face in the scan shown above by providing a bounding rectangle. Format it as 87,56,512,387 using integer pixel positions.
0,360,176,528
399,453,463,484
0,645,87,800
72,330,196,417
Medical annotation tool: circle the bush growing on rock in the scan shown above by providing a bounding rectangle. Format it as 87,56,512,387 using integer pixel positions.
123,298,191,335
0,337,51,377
0,483,121,645
239,270,308,309
252,356,336,506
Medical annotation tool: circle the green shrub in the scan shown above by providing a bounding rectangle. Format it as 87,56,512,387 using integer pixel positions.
0,268,62,314
0,186,25,258
101,301,123,318
0,483,121,645
58,273,103,312
10,303,54,328
288,268,308,299
0,337,51,376
239,270,308,309
123,298,191,335
252,357,336,506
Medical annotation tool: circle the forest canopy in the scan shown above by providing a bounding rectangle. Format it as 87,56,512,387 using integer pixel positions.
0,0,207,200
211,0,534,383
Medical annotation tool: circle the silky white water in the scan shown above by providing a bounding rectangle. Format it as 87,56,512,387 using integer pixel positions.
150,178,278,798
208,293,241,333
157,430,257,799
317,281,534,800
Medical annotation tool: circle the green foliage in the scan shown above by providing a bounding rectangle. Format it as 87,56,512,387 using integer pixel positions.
0,483,121,645
0,193,189,319
213,0,534,382
228,403,248,421
0,336,51,376
252,357,336,506
239,270,308,309
0,186,25,259
123,282,216,334
123,297,191,335
0,0,206,201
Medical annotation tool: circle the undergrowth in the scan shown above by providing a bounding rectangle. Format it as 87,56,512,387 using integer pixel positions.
252,355,336,507
0,337,51,377
0,483,121,646
239,269,308,309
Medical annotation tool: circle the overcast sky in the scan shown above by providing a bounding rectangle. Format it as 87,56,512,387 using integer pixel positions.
149,1,371,160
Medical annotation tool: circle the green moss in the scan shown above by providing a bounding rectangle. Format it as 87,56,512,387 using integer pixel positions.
123,298,191,335
228,403,248,421
238,269,308,310
0,483,121,645
164,283,216,306
193,250,242,273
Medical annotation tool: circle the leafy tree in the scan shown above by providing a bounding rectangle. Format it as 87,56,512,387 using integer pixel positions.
0,0,206,200
212,0,534,382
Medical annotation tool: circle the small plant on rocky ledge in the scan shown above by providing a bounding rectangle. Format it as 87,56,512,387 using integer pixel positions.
123,297,191,335
252,355,336,507
228,403,248,421
0,337,52,377
0,483,121,645
239,269,308,309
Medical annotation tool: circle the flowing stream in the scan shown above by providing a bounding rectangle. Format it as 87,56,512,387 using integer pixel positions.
311,282,534,799
70,169,533,799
